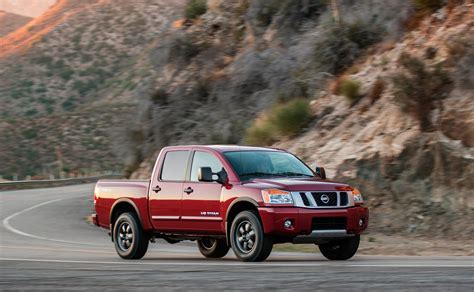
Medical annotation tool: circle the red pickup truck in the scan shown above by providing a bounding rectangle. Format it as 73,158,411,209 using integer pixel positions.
92,145,368,262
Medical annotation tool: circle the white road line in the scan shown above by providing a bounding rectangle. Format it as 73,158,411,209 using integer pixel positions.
2,197,101,246
0,258,472,268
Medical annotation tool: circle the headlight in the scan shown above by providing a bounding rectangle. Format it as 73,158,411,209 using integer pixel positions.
352,188,364,204
261,189,294,205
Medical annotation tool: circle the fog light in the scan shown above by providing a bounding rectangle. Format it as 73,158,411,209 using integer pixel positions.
359,219,364,227
284,220,293,228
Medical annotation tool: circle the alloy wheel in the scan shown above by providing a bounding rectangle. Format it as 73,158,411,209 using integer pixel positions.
235,220,256,253
117,222,133,251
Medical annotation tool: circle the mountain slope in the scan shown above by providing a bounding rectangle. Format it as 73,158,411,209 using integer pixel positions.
278,4,474,238
0,10,32,37
130,1,473,239
0,0,186,177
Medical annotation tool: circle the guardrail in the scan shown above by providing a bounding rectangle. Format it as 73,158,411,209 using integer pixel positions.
0,174,123,191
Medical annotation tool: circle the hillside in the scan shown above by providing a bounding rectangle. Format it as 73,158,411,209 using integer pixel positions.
0,10,32,36
0,0,472,240
279,5,474,238
130,0,473,239
0,0,186,177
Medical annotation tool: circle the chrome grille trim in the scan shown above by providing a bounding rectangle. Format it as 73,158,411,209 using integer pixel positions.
291,191,353,208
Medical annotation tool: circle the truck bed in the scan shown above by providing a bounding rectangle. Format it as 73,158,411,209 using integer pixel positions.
94,179,151,228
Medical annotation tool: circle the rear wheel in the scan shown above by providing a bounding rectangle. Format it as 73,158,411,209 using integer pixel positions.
230,211,273,262
197,238,229,258
113,212,149,259
318,235,360,260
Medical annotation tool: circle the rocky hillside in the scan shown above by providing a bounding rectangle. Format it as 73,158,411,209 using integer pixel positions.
0,0,186,177
131,0,473,238
0,10,32,36
279,4,474,239
1,0,472,240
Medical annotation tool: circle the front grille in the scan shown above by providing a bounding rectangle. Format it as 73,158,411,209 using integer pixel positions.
312,192,337,206
300,192,310,206
340,192,348,206
295,191,350,208
312,217,347,230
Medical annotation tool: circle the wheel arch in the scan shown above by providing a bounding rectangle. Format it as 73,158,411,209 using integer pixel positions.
225,198,261,246
109,199,142,240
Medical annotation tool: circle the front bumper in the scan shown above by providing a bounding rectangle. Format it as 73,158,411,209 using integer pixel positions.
91,213,99,226
258,206,369,240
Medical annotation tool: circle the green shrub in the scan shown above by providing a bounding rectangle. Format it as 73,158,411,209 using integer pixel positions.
20,80,34,87
245,123,276,146
150,88,169,105
22,128,38,139
245,99,311,146
392,52,452,131
59,68,74,81
168,35,202,62
254,0,282,26
62,99,76,111
24,109,38,117
337,78,361,102
185,0,207,20
32,55,53,65
411,0,443,11
314,21,382,74
269,99,311,136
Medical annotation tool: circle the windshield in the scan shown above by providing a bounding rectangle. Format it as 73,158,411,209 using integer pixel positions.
223,151,314,181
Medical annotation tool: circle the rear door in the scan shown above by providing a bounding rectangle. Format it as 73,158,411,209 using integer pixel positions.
180,150,225,233
148,149,190,231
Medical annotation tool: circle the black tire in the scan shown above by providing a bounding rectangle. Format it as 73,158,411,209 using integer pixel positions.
197,238,230,258
230,211,273,262
113,212,149,259
318,235,360,260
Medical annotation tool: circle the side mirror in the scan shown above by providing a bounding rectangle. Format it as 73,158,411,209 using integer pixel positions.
315,167,326,179
215,168,228,185
198,167,229,185
198,167,213,182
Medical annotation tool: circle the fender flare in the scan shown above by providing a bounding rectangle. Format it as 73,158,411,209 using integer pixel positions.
224,197,260,246
109,198,142,231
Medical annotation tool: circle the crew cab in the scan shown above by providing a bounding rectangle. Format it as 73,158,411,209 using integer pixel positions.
92,145,368,262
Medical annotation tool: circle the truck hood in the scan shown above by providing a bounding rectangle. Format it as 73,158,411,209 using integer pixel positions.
242,177,350,192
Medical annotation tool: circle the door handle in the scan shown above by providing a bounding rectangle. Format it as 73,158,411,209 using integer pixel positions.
184,187,193,194
152,186,161,193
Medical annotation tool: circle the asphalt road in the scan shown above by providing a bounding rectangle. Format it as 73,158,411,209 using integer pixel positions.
0,184,472,291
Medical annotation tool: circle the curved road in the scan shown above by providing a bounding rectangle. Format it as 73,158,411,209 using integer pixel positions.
1,184,473,290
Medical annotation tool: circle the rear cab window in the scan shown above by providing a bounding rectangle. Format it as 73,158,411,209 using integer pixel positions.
160,150,190,181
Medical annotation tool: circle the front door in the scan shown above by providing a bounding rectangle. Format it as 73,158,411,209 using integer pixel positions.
180,150,225,233
148,150,190,231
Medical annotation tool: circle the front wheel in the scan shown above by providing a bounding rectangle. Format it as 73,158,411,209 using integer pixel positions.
197,238,229,258
318,235,360,260
113,212,149,259
230,211,273,262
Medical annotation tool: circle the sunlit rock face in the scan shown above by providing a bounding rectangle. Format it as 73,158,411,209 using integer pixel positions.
0,0,56,17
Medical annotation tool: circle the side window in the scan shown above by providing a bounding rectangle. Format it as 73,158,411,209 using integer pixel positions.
190,151,223,182
160,151,190,181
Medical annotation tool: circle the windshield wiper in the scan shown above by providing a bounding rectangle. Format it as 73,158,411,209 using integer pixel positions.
239,172,287,178
275,172,313,177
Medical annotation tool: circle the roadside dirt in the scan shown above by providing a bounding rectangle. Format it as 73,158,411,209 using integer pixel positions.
274,233,474,256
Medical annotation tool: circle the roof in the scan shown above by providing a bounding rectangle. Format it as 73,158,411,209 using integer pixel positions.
162,145,284,153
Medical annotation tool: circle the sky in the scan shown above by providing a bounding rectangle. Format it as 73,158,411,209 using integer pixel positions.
0,0,56,17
